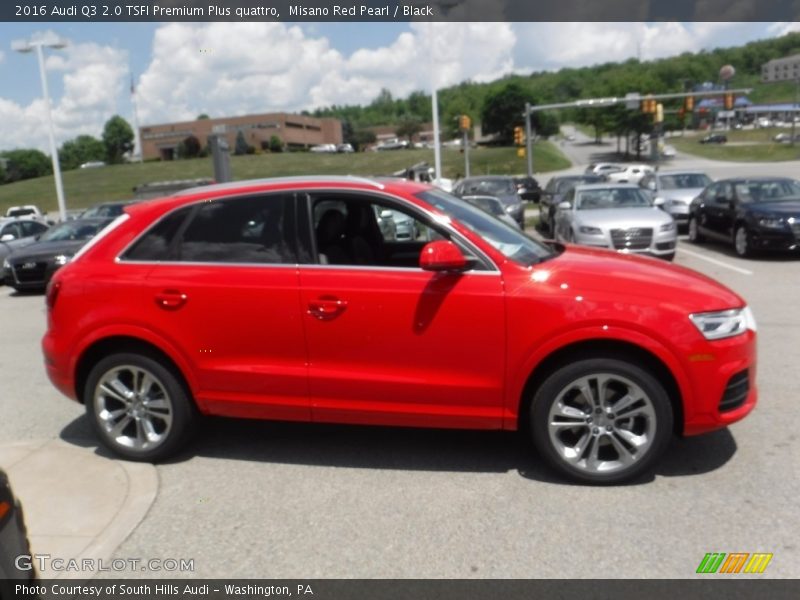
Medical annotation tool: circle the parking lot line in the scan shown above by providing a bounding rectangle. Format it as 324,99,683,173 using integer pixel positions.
676,247,754,276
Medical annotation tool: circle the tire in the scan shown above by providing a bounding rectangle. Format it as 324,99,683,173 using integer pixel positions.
528,358,673,485
734,224,752,258
84,352,197,462
687,216,704,243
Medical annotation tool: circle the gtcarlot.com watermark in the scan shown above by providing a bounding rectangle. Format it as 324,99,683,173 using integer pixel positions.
15,554,195,574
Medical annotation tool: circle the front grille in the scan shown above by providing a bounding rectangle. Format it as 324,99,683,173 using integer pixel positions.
719,370,749,413
610,228,653,250
11,261,47,284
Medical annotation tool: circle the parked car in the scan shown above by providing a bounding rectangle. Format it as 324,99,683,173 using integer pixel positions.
6,205,47,223
336,143,355,153
3,218,112,291
539,174,604,235
640,170,713,230
0,468,34,588
605,164,654,184
461,195,521,229
376,139,409,151
79,200,140,219
553,183,677,260
42,177,757,485
79,160,106,169
309,144,337,154
584,162,622,177
451,175,524,227
0,218,50,283
513,176,541,202
699,134,727,144
688,177,800,258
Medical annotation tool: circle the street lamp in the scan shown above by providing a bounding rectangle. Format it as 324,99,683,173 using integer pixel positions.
12,36,69,221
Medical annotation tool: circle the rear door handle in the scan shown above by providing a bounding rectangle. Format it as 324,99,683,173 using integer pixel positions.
155,290,188,310
308,296,348,320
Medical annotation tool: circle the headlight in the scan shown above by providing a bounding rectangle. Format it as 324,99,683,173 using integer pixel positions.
579,226,602,235
54,254,71,266
689,307,756,340
505,205,516,214
666,199,686,208
660,221,676,232
757,216,784,229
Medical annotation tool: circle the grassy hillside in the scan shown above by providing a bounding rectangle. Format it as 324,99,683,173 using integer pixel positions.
0,144,569,214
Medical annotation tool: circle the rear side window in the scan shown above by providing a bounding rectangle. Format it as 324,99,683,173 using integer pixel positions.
123,207,191,261
177,195,295,264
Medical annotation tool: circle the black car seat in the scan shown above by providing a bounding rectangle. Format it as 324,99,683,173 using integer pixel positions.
344,204,384,265
316,210,349,265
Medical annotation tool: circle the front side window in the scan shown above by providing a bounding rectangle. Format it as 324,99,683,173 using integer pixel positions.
21,221,47,237
416,189,554,266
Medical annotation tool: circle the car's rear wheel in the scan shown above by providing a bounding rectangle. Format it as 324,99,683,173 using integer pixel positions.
84,353,197,461
529,358,673,485
688,216,704,243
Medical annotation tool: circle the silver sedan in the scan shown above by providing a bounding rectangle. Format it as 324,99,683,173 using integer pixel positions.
554,183,677,260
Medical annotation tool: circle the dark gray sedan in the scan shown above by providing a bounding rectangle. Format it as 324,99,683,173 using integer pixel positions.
452,176,524,227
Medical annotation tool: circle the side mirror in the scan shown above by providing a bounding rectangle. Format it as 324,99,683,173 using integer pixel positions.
420,240,471,272
558,201,571,210
653,198,665,207
0,234,15,242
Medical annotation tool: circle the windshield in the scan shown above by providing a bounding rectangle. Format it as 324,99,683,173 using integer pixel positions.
556,176,602,195
464,197,504,216
460,178,516,196
416,189,554,265
735,180,800,202
40,221,106,242
82,204,126,218
659,174,712,190
576,188,652,210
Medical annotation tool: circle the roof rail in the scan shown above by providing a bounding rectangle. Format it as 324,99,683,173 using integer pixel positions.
171,175,385,196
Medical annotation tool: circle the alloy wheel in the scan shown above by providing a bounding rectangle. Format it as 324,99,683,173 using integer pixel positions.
93,365,173,452
546,373,657,475
734,226,749,257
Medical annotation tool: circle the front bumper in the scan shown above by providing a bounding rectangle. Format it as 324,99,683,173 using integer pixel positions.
749,227,799,252
682,330,757,436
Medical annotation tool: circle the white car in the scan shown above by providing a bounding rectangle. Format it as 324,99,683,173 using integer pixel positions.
605,164,654,184
309,144,337,153
584,162,622,177
554,183,677,260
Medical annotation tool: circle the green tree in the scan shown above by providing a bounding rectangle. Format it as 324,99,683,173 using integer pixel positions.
58,135,105,170
269,135,283,153
197,114,210,120
234,130,249,155
102,116,134,164
396,114,423,142
481,82,528,144
0,149,51,182
350,129,376,151
177,135,202,159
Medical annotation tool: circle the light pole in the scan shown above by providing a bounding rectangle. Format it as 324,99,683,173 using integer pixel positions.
12,37,69,221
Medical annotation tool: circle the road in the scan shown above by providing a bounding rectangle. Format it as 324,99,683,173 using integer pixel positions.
1,146,798,579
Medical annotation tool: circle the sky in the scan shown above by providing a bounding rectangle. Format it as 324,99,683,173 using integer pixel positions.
1,21,799,153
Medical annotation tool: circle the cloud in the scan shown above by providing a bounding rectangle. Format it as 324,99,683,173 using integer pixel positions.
0,37,128,153
136,22,516,125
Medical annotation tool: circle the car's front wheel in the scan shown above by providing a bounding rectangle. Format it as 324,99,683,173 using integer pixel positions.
734,224,752,258
528,358,673,485
84,353,197,461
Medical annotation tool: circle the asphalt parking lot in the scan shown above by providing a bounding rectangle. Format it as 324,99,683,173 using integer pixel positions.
0,230,797,579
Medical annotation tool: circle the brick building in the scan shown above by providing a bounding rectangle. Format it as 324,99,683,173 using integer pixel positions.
140,113,343,160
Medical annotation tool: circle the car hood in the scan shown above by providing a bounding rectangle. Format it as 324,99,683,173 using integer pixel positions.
573,208,672,228
660,188,704,202
528,245,744,313
746,200,800,216
7,240,85,262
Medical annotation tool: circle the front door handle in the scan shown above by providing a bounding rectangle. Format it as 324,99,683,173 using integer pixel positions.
155,290,188,310
308,296,348,320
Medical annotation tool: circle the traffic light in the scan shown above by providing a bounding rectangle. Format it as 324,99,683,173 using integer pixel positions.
724,93,734,110
513,126,524,145
684,96,694,112
459,114,472,131
641,95,656,114
655,103,664,123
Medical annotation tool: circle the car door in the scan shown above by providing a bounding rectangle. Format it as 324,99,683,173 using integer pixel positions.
693,183,717,237
132,193,310,421
706,182,735,240
297,191,506,429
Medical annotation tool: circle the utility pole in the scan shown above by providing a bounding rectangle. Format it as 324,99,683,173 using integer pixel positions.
524,102,533,177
